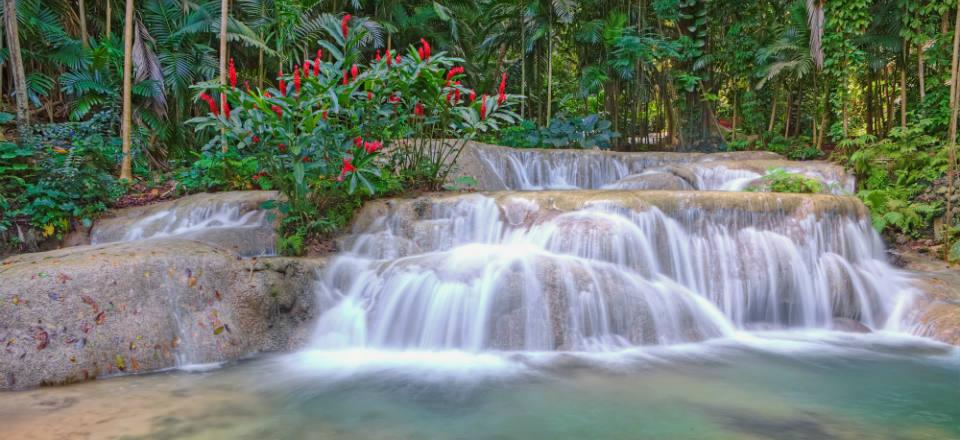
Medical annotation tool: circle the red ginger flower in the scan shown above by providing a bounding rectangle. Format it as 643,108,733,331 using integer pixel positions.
364,140,382,153
420,38,431,60
199,92,218,115
278,143,286,153
221,93,231,118
252,135,260,144
342,70,348,85
414,102,424,117
395,55,401,64
418,47,424,60
278,69,286,96
480,95,487,120
375,50,382,62
314,50,322,76
498,72,507,95
351,64,359,80
228,58,237,89
322,110,328,120
367,91,373,100
271,105,283,117
341,14,351,38
354,137,363,147
294,67,302,94
454,89,460,103
339,158,356,180
469,89,476,102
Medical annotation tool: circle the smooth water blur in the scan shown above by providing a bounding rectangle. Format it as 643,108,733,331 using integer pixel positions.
1,333,956,440
316,194,918,351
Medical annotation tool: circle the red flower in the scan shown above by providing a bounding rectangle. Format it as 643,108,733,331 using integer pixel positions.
303,156,311,163
341,14,351,38
420,38,431,60
454,89,461,104
395,55,401,64
418,47,425,60
364,140,382,154
446,66,464,81
340,158,356,178
278,69,286,96
278,143,286,153
199,92,218,115
245,80,251,94
351,64,359,80
252,135,260,144
271,105,283,117
480,95,487,120
221,93,231,118
469,89,476,102
498,72,507,95
228,58,237,89
445,91,453,104
354,136,363,147
414,102,424,117
498,93,506,105
386,50,392,66
322,110,328,120
389,94,400,103
367,91,373,100
314,50,322,76
375,50,382,62
294,67,301,94
342,70,348,85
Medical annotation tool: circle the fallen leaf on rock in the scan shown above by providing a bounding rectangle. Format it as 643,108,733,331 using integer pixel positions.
34,328,49,350
57,273,72,284
213,326,225,335
214,290,222,301
81,295,99,313
80,322,92,333
131,357,140,371
12,295,19,305
114,355,126,371
95,312,106,325
129,341,136,351
187,276,198,288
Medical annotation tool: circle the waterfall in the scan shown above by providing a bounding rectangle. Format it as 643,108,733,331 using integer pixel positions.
313,187,917,352
468,143,854,194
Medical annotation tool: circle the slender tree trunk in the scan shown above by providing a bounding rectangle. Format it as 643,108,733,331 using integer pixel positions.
918,43,925,102
219,0,228,152
0,13,5,110
767,88,777,133
120,0,134,180
5,0,29,140
77,0,89,48
784,90,792,137
901,44,908,129
520,3,525,119
546,16,553,122
106,0,111,38
946,0,960,233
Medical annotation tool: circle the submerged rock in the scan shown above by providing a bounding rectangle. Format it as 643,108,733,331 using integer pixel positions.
0,240,323,390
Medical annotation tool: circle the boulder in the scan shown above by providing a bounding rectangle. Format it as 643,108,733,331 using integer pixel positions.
604,171,695,191
0,239,324,390
899,251,960,346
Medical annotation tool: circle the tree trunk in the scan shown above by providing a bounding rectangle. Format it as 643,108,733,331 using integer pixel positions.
918,43,925,102
120,0,134,180
219,0,229,152
767,88,777,133
946,0,960,233
4,0,30,140
784,90,792,137
78,0,88,47
546,16,553,122
106,0,111,38
901,44,908,129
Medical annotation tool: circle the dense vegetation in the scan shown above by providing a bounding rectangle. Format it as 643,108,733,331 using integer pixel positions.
1,0,958,259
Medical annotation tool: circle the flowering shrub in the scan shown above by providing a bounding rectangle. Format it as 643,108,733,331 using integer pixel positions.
188,13,519,254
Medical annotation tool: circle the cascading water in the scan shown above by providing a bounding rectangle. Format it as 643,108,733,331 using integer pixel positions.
90,192,277,256
469,143,855,194
313,187,919,352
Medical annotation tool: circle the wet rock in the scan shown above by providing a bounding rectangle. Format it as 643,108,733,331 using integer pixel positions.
604,171,694,191
0,240,324,390
829,318,872,333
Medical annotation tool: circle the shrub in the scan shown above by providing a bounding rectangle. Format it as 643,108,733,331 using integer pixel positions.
189,13,519,254
758,168,824,194
494,114,619,149
846,122,945,237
